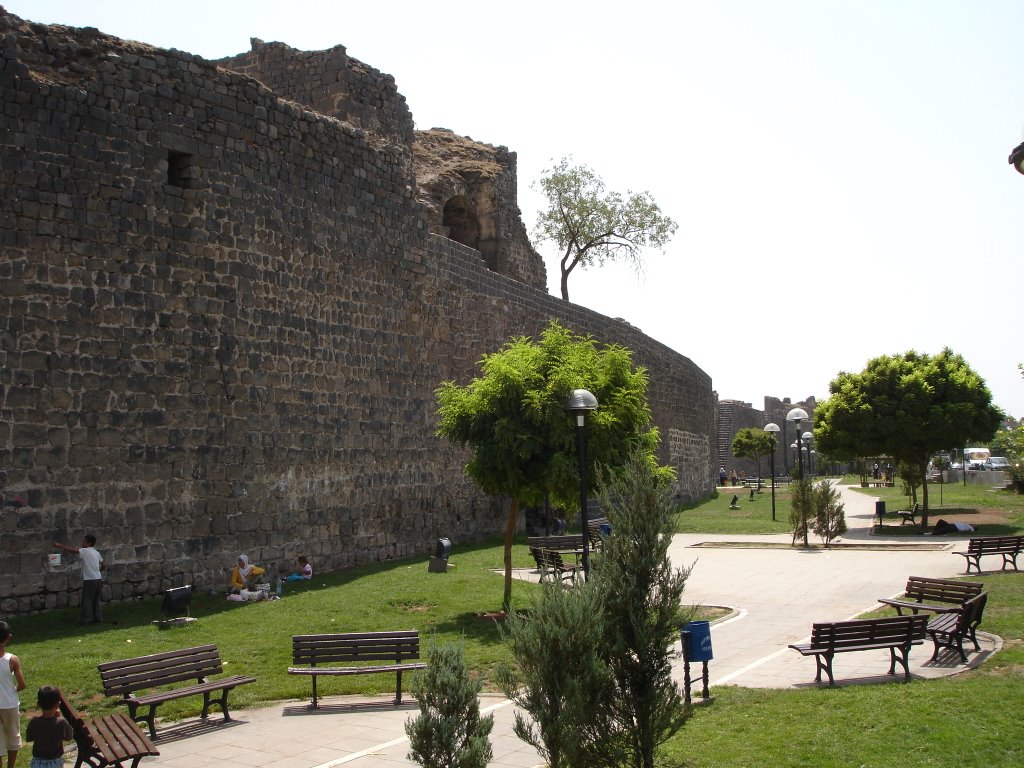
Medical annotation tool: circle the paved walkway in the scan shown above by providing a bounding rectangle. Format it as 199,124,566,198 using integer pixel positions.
139,483,999,767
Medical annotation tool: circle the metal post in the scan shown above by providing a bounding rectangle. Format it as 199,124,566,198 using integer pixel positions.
575,413,590,581
769,439,777,521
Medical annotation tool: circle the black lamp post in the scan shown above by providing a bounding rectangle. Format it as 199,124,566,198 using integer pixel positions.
565,388,598,580
787,408,808,478
763,422,780,521
788,408,810,546
802,432,814,477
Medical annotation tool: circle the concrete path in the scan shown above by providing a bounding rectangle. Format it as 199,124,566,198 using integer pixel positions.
138,483,999,767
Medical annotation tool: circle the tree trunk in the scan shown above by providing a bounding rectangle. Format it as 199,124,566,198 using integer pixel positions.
503,498,518,610
919,459,930,530
559,268,570,301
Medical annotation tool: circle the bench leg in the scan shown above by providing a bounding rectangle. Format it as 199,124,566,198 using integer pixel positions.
311,675,319,709
888,646,912,680
395,669,403,705
1001,553,1019,571
202,687,237,722
127,701,158,741
814,654,835,686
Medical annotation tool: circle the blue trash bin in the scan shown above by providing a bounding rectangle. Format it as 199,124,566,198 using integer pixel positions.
682,620,713,662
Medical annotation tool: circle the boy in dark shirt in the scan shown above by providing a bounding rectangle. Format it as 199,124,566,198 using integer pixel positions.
25,687,72,768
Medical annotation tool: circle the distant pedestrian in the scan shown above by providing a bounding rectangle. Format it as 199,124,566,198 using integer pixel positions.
0,621,27,768
719,467,727,486
25,686,72,768
53,535,106,625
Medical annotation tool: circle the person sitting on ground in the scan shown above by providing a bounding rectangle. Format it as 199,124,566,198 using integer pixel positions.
285,555,313,582
230,554,265,592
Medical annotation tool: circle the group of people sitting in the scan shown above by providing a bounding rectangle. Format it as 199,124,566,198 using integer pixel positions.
228,554,313,600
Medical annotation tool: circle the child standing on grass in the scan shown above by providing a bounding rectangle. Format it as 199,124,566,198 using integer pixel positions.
25,687,73,768
0,621,27,768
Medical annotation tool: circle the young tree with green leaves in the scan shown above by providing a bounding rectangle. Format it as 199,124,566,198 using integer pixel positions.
811,479,847,547
789,476,813,546
436,321,667,609
497,583,613,768
533,157,678,301
591,450,692,768
405,638,493,768
814,348,1002,528
731,428,772,484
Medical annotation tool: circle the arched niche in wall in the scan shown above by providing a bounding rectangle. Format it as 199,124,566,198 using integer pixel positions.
442,196,481,252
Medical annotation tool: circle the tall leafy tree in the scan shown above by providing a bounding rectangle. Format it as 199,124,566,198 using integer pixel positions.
436,321,666,609
731,427,772,482
814,348,1002,528
533,158,678,301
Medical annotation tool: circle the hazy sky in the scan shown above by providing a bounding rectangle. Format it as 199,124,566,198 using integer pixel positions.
9,0,1024,418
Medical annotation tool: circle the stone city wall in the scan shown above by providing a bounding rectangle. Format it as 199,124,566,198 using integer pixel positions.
0,10,714,616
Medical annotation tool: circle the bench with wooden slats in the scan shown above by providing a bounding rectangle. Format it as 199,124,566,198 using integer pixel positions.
788,614,928,686
98,644,256,738
954,535,1024,574
58,688,159,768
926,592,988,663
878,575,983,616
288,630,426,708
528,547,580,585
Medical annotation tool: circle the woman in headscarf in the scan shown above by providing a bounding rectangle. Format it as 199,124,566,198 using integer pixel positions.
230,554,265,591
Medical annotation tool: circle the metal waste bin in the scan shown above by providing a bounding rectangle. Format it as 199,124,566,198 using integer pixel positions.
682,620,714,662
875,500,886,518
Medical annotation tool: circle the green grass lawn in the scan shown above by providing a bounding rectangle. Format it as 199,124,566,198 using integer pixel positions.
10,487,1024,766
673,486,796,534
661,570,1024,767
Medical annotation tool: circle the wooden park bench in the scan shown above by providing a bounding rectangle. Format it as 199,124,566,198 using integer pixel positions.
878,575,984,617
58,688,159,768
289,630,427,708
788,614,928,686
954,535,1024,575
529,547,581,585
926,592,988,662
98,644,256,739
895,503,920,526
527,535,585,556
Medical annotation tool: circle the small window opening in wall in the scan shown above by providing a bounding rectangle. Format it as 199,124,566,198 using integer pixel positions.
167,150,197,188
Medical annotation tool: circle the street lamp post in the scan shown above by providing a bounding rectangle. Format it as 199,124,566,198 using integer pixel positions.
787,408,810,546
564,388,598,581
802,432,814,477
763,423,780,521
786,408,809,478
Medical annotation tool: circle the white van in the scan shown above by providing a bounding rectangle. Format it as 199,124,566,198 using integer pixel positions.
964,447,991,470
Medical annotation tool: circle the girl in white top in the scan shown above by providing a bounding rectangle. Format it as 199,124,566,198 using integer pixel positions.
0,620,27,768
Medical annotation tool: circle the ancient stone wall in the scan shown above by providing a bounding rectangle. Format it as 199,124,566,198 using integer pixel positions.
0,10,714,616
216,39,415,151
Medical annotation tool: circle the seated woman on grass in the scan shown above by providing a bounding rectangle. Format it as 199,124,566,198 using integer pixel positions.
230,554,265,592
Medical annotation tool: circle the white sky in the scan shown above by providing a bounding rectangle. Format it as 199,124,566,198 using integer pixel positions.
9,0,1024,418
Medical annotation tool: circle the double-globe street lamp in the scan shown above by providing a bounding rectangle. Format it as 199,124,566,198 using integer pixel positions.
564,388,598,581
802,431,814,477
763,422,780,521
786,408,809,478
787,408,812,546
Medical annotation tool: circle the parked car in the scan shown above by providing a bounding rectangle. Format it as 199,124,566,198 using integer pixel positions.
983,457,1010,471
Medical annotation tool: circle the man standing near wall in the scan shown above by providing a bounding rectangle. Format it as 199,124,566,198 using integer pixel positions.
53,535,106,625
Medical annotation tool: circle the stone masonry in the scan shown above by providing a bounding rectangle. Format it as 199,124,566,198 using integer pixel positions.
0,10,714,615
